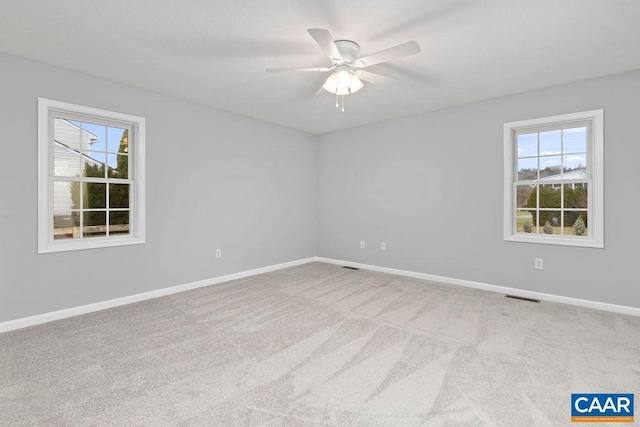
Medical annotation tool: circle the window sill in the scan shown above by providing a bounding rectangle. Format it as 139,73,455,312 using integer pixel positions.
504,234,603,248
38,236,145,254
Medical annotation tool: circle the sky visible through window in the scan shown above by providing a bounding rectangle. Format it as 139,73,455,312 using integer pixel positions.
517,127,587,176
69,120,126,169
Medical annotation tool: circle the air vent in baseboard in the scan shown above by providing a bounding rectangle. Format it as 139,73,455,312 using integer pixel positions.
342,266,360,270
505,294,540,303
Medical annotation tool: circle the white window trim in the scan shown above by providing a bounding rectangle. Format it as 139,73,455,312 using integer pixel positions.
38,98,146,253
503,109,603,248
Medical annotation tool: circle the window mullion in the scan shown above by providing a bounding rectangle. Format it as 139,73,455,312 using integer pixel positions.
79,180,84,239
106,183,110,237
560,184,565,235
50,176,131,184
560,129,564,235
104,126,109,237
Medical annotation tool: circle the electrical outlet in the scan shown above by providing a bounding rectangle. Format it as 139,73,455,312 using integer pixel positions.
360,240,365,249
216,248,222,259
534,258,543,270
381,242,386,251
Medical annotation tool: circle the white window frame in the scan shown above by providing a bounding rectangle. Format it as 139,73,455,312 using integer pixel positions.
503,110,603,248
38,98,146,253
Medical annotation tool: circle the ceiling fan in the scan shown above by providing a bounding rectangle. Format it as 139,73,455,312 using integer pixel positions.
267,29,420,111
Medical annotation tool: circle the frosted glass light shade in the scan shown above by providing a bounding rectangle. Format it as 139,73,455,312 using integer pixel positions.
323,67,363,95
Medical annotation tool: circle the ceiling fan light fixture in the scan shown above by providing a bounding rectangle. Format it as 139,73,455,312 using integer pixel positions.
349,73,364,93
267,29,420,111
322,66,363,95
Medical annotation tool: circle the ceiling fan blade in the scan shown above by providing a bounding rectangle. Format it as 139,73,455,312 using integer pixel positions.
356,70,395,85
307,28,343,63
356,40,420,68
266,67,333,73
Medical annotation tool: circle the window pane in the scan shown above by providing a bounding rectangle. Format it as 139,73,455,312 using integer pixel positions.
54,118,83,151
517,157,538,180
521,184,539,209
107,154,117,170
53,180,79,215
109,184,130,208
563,184,588,209
516,185,534,208
563,127,587,153
54,146,81,177
538,185,561,208
564,211,588,237
516,210,535,234
53,211,80,240
107,127,128,154
563,154,587,172
540,130,561,155
83,182,106,209
83,211,106,238
540,210,561,235
81,123,105,153
517,133,537,158
539,156,562,178
83,155,106,178
107,154,128,179
117,155,128,177
109,211,130,236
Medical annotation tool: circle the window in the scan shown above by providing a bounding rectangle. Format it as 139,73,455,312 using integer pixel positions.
504,110,603,248
38,98,145,253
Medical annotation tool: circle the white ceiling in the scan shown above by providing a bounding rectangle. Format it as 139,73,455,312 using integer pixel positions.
1,1,640,134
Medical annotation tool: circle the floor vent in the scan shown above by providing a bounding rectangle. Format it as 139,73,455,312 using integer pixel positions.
505,294,540,303
342,266,360,270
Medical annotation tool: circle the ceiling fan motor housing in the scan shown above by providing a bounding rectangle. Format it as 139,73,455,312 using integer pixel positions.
334,40,360,64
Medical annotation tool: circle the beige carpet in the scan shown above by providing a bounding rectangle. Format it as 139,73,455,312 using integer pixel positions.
1,262,639,425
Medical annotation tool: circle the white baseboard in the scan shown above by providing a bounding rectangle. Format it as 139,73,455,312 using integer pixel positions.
317,257,640,317
0,257,317,334
3,255,638,334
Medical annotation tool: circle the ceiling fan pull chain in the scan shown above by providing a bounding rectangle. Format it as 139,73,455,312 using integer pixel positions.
335,92,339,108
341,95,345,112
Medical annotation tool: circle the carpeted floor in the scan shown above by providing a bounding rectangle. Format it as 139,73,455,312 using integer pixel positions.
1,262,639,425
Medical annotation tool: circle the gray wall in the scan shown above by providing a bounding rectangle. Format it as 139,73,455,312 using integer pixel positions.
2,51,639,324
317,70,640,309
0,53,317,323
